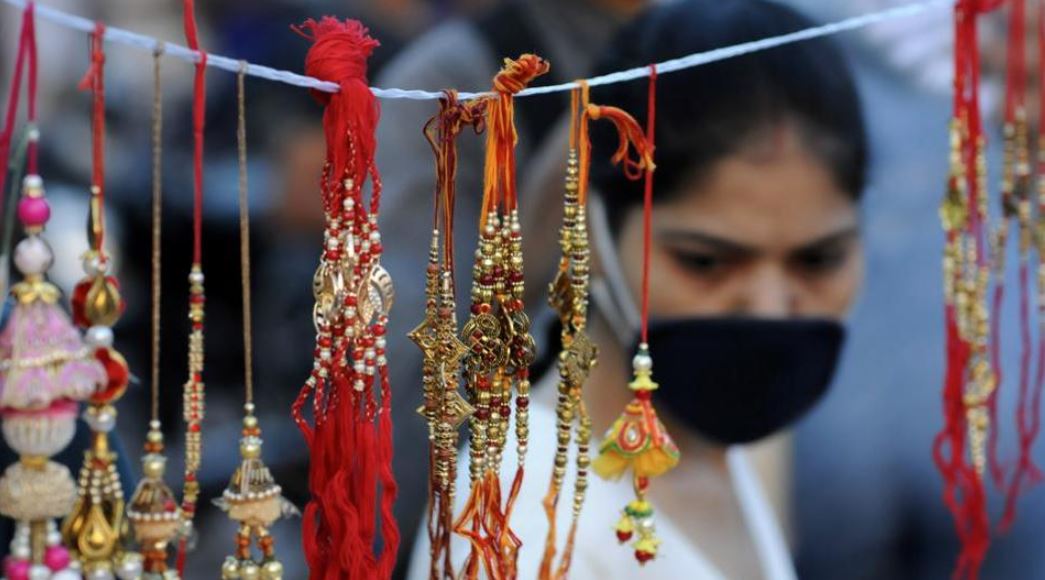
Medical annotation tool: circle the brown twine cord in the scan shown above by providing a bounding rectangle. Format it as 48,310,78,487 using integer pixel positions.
150,43,164,424
237,61,254,406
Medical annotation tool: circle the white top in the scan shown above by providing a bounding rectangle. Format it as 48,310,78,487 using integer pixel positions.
406,374,796,580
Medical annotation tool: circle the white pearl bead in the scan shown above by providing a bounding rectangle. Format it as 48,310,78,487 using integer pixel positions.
87,568,116,580
85,325,114,348
14,236,53,275
86,409,116,433
189,270,205,284
45,530,62,545
632,353,653,373
52,571,83,580
29,564,51,580
82,253,107,276
115,557,143,580
23,174,43,190
12,544,30,559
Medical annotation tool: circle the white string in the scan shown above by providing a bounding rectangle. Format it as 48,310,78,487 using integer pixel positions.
2,0,954,100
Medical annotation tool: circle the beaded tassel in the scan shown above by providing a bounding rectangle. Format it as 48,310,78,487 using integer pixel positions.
933,2,1001,576
292,18,399,578
590,66,678,566
217,407,298,580
539,86,597,580
413,91,481,579
0,173,104,579
216,63,297,580
126,45,182,580
454,54,547,580
62,23,143,578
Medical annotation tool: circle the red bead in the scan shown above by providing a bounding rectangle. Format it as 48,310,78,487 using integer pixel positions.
635,550,654,564
616,530,633,543
517,398,529,408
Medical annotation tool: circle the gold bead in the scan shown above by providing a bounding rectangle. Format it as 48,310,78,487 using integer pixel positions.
261,559,284,580
221,557,241,579
241,437,262,460
240,561,261,580
143,454,166,479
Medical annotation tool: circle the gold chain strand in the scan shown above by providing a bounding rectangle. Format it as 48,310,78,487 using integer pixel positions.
218,63,296,580
126,45,182,578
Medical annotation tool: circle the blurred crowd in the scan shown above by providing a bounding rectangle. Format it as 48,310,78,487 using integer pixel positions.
3,0,1045,578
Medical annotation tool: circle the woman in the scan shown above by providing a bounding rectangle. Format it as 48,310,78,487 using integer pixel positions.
408,0,866,577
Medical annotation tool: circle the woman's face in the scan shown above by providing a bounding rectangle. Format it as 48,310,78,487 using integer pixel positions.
616,126,863,320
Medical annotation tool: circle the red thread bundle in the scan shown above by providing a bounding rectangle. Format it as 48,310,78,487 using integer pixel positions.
292,17,399,579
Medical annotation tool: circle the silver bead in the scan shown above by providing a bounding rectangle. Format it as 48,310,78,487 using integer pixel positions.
23,173,43,191
85,325,115,348
632,352,653,373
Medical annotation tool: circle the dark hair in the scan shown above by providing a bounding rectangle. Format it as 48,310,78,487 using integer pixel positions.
590,0,868,228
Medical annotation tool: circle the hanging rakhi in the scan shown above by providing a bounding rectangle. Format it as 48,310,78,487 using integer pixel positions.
933,1,1003,578
592,66,680,566
126,45,183,579
0,5,102,579
412,90,483,579
62,25,142,578
452,54,547,580
175,0,209,571
216,64,298,580
291,18,399,579
540,82,653,577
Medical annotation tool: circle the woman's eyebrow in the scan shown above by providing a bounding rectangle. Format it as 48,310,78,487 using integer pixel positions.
657,229,755,255
792,226,860,254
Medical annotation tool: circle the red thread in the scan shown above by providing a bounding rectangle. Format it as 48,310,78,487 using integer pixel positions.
640,65,657,345
176,0,207,573
78,22,106,257
0,2,36,206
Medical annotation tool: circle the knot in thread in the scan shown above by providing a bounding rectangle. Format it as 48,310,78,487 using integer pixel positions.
296,17,380,104
493,54,550,95
586,104,655,180
77,22,107,92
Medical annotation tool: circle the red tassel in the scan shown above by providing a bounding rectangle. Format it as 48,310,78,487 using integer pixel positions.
293,18,398,579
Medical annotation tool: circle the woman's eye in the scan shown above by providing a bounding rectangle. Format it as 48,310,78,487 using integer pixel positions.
793,248,846,273
673,251,726,275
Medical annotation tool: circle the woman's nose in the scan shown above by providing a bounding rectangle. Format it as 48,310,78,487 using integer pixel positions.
736,264,796,318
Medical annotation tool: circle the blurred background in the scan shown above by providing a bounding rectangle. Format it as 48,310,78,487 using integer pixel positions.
2,0,1045,578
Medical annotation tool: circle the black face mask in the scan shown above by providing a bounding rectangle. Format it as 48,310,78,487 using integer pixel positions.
643,317,845,445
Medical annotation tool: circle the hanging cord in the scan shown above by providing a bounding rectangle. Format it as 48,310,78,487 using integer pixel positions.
150,43,164,426
237,62,253,407
0,129,30,301
640,65,657,347
0,1,36,219
77,21,106,259
176,0,208,573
